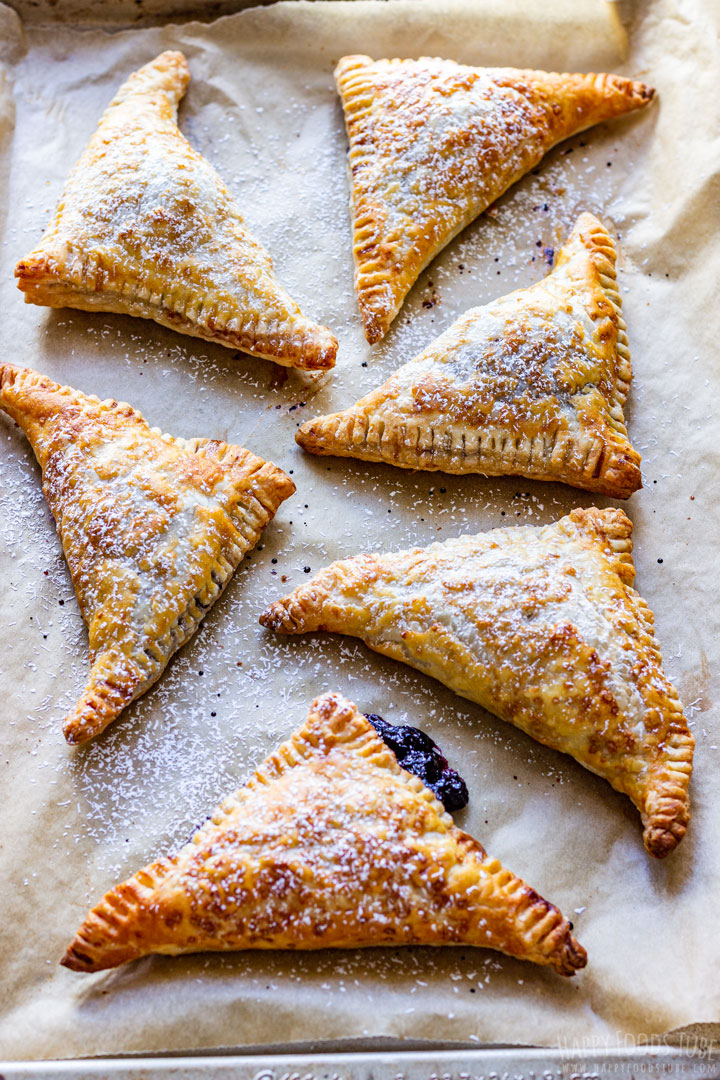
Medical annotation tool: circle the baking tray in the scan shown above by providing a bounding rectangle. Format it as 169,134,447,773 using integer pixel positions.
3,1046,720,1080
3,1047,720,1080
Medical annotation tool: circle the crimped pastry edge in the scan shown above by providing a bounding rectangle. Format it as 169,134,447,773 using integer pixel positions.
62,691,586,975
297,214,641,498
260,510,693,857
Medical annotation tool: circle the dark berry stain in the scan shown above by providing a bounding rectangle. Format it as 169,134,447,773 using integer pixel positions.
186,814,212,844
364,714,469,813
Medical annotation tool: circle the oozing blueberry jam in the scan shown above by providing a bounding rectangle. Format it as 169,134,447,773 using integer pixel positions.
364,714,469,813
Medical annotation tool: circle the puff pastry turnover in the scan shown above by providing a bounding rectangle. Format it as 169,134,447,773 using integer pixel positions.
0,364,294,744
335,54,654,342
261,510,693,857
62,691,586,975
298,214,640,498
15,52,337,371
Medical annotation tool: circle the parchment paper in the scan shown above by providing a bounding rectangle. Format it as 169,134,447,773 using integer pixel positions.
0,0,718,1061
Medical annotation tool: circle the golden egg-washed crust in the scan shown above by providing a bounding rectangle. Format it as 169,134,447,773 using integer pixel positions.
298,214,640,498
261,511,693,858
0,364,295,744
62,692,586,975
15,52,337,371
335,55,654,342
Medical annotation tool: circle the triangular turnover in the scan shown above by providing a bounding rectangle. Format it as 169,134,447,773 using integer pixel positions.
15,52,337,371
261,510,694,857
335,55,654,342
0,364,295,743
298,213,641,498
62,692,586,975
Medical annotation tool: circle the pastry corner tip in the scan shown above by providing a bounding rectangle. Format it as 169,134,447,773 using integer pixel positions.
294,417,331,453
556,931,588,976
643,817,688,859
259,595,311,634
61,936,130,974
307,351,338,374
258,602,286,631
633,78,656,104
60,947,84,973
149,49,190,79
251,461,296,515
120,50,191,107
0,362,23,393
595,454,644,501
644,830,678,859
571,208,605,230
62,723,91,747
292,328,338,372
60,939,98,973
14,252,47,287
294,421,314,450
356,295,392,345
362,316,387,346
568,504,634,542
569,210,613,246
258,601,277,629
278,470,297,499
334,54,373,79
309,688,358,725
159,48,189,63
62,699,115,746
610,71,656,111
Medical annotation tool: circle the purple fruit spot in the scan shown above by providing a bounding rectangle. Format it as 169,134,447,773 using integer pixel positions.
364,714,469,813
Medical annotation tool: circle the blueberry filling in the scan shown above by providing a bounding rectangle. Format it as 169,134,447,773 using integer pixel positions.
364,713,469,813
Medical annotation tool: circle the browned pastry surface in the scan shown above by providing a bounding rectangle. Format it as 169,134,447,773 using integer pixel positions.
15,52,337,370
298,213,640,498
335,54,654,342
0,363,295,743
62,692,586,976
261,510,693,857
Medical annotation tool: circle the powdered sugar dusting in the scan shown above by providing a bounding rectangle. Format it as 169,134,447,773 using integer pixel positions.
0,16,710,1058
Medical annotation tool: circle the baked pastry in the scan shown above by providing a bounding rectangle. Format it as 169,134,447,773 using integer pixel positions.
62,691,586,975
261,509,693,857
335,54,655,342
298,214,640,498
15,51,337,371
0,364,294,744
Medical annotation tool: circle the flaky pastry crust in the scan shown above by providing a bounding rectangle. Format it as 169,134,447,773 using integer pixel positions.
335,55,655,342
15,52,337,371
0,364,295,743
62,692,586,976
261,511,693,857
298,214,640,498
